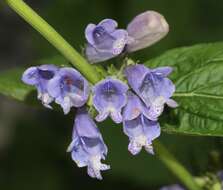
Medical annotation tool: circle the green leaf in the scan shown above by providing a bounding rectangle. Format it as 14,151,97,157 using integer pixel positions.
0,68,34,101
0,55,70,103
145,42,223,136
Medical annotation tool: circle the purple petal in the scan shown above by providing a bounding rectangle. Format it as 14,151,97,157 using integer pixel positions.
93,78,128,123
123,115,144,138
71,143,89,167
85,44,115,63
22,67,39,85
98,19,118,33
75,107,101,139
128,140,142,155
47,75,61,98
157,78,175,100
123,91,158,121
85,23,96,45
142,116,161,142
125,64,150,94
110,111,123,123
166,99,178,108
123,91,143,121
111,29,128,55
152,66,173,77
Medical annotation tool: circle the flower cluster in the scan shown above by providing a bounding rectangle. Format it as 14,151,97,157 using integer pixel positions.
22,11,176,180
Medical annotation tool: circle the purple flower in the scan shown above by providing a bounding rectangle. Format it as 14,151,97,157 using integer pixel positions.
127,11,169,52
123,91,157,121
123,114,160,155
47,68,90,114
67,107,110,180
93,78,128,123
160,184,185,190
85,19,128,63
125,64,177,118
22,64,59,108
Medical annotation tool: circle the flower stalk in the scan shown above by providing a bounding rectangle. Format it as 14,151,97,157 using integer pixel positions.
154,141,202,190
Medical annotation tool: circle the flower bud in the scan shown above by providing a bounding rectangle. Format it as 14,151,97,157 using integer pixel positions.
127,11,169,52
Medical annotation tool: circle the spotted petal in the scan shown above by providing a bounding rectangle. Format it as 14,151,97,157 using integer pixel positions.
48,68,90,114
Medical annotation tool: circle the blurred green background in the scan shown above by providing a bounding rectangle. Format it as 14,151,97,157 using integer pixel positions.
0,0,223,189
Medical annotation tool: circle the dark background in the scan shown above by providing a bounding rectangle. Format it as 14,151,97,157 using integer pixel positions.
0,0,223,189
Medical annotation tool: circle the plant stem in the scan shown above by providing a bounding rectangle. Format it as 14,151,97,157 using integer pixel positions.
154,141,202,190
5,0,101,84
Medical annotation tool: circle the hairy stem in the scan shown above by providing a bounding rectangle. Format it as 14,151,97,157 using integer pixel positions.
5,0,101,84
154,141,202,190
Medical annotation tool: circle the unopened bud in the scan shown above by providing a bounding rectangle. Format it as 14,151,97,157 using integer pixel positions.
127,11,169,52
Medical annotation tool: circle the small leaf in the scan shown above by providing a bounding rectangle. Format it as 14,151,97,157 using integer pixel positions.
145,42,223,136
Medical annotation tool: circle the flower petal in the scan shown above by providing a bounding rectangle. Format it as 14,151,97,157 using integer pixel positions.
93,78,128,123
152,66,173,77
22,67,39,85
98,19,118,33
85,23,96,45
142,116,161,142
85,44,115,63
111,29,128,55
123,115,144,138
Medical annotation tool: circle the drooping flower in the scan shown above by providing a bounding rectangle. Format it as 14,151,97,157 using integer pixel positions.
47,68,89,114
67,107,110,180
123,91,158,121
22,64,59,108
85,19,128,63
160,184,185,190
125,64,177,118
93,78,128,123
123,114,160,155
126,11,169,52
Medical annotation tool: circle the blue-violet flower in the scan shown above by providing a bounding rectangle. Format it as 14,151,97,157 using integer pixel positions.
22,64,59,108
125,64,177,118
93,78,128,123
85,19,128,63
67,107,110,180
